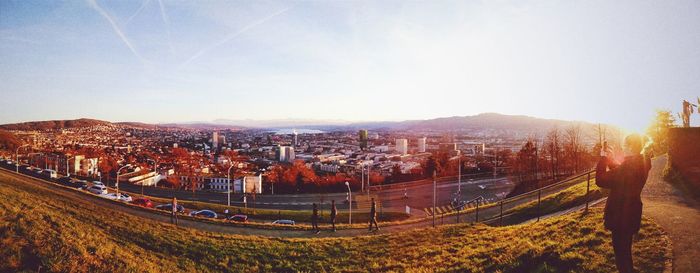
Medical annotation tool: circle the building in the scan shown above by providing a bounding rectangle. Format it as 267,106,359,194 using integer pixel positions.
284,146,295,163
212,131,219,150
278,146,295,162
358,129,368,150
395,139,408,155
417,137,426,153
293,130,298,147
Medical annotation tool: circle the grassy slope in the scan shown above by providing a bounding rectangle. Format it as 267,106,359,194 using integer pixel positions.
0,175,670,273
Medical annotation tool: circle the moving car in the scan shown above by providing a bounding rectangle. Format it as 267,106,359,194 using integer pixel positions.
272,219,295,225
189,210,217,218
155,204,185,213
103,193,133,202
228,214,248,222
88,185,108,195
132,198,154,208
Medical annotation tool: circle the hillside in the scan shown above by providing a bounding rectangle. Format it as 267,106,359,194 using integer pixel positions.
0,118,112,130
0,129,23,150
0,171,670,273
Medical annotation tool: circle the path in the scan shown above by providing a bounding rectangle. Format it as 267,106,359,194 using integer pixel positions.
642,155,700,273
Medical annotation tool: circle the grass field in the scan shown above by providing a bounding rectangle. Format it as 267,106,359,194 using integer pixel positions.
0,174,670,273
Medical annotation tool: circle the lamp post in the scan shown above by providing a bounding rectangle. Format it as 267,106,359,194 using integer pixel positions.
227,164,235,207
345,181,352,225
15,144,29,173
145,158,158,195
457,150,462,195
66,156,74,177
116,165,131,197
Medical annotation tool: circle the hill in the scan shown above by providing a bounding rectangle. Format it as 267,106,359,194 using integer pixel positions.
0,118,113,130
0,170,670,273
0,129,23,150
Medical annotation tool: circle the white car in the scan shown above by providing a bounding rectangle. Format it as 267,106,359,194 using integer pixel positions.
92,181,104,186
88,185,108,195
272,219,296,225
102,193,133,202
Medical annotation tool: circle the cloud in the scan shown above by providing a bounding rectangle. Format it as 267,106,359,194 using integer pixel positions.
179,7,290,68
87,0,145,63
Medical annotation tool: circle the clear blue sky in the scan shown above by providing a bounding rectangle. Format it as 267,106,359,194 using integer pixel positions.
1,0,699,132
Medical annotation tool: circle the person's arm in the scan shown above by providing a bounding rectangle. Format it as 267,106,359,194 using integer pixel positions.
596,156,620,189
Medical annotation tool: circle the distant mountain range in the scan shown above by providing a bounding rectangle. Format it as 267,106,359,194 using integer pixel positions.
0,113,604,135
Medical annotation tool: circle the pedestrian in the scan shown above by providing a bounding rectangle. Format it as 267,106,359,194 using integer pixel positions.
596,133,651,273
171,197,178,226
330,200,338,232
311,203,320,234
368,198,379,232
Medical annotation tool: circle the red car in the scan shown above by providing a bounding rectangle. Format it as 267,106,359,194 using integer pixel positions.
132,198,153,208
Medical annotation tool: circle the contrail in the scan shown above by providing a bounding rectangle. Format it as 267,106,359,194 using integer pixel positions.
125,0,150,26
157,0,176,55
87,0,144,62
180,7,290,68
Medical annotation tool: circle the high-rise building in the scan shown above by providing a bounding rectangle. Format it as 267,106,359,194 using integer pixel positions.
285,146,295,163
212,131,219,149
396,139,408,155
359,129,368,150
278,146,295,162
418,137,427,153
293,130,298,147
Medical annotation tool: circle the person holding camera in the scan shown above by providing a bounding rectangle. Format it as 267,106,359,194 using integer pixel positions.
596,134,652,273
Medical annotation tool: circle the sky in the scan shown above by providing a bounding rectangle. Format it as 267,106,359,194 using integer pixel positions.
1,0,699,132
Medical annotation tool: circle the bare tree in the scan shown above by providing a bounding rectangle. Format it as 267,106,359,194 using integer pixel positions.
564,124,583,173
545,127,561,179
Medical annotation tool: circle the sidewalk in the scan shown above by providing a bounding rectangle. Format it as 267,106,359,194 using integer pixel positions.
642,155,700,273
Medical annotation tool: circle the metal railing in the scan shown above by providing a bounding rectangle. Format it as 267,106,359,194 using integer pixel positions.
432,169,597,227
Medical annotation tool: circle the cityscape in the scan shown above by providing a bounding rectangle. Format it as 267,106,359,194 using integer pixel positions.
1,1,699,273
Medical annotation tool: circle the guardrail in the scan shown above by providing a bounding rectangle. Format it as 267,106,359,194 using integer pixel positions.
431,169,598,227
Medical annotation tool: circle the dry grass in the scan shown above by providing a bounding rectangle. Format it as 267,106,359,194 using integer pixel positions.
0,174,670,273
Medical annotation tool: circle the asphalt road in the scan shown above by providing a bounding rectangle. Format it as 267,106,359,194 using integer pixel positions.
0,159,513,213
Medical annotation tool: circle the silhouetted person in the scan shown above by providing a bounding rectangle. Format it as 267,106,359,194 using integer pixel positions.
311,203,320,234
596,134,651,273
368,198,379,232
330,200,338,232
171,197,178,226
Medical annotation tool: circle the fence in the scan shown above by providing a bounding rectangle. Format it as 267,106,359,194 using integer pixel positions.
432,169,598,227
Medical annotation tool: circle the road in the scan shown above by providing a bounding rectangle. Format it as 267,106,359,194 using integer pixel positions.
1,159,513,213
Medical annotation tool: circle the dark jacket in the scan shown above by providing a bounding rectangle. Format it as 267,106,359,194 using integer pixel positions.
330,205,337,219
370,202,377,218
596,154,651,234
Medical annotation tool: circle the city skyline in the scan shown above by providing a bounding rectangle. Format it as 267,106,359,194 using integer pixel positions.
2,0,700,132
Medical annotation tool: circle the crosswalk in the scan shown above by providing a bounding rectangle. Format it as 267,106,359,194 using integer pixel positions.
422,197,499,216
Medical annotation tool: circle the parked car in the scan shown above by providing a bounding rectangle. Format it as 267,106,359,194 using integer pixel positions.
72,180,89,190
228,214,248,222
43,169,57,179
132,198,154,208
92,181,104,186
103,193,133,202
155,204,185,213
88,185,108,195
272,219,295,225
189,210,217,219
57,176,73,185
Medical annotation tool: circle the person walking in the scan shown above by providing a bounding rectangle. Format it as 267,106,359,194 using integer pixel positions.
311,203,320,234
171,197,178,226
596,134,651,273
330,200,338,232
368,198,379,232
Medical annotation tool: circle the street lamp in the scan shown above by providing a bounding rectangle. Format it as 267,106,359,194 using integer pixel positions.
227,164,235,207
345,181,352,225
116,164,131,197
15,144,29,173
66,156,75,177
